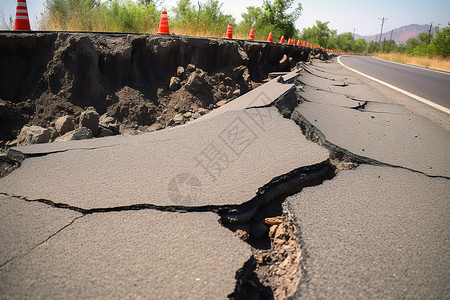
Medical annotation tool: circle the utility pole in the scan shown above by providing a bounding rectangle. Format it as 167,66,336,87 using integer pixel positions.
428,22,433,45
353,28,356,39
378,17,388,49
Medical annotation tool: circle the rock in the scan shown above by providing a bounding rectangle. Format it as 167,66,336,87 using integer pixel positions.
191,112,201,119
99,114,116,127
278,54,290,71
198,108,207,116
173,113,184,124
186,64,196,73
17,126,51,145
55,127,93,142
232,66,250,82
97,126,114,137
99,114,120,133
169,76,181,91
223,77,233,86
235,229,249,241
79,109,99,135
265,217,283,226
216,100,227,107
233,89,241,97
185,72,206,94
48,127,59,141
176,66,185,79
183,111,192,118
55,115,74,135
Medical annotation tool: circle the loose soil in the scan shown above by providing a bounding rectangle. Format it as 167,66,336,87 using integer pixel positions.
0,32,326,148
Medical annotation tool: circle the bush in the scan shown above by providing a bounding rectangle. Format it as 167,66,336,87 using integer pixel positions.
41,0,160,32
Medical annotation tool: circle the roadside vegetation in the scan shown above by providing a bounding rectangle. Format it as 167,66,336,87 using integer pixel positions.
372,26,450,71
34,0,450,71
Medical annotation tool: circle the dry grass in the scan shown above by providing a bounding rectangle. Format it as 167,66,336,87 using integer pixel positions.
375,53,450,72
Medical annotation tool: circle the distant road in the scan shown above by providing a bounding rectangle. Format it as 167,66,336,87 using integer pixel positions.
339,55,450,111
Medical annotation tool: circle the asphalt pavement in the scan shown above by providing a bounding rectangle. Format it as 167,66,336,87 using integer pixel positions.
339,55,450,110
289,59,450,299
1,59,449,299
0,71,329,299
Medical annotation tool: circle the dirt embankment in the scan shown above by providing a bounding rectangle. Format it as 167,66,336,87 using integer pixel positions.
0,32,326,147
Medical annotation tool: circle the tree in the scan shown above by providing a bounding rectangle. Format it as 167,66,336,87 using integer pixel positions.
335,32,354,51
353,38,368,53
367,40,378,53
239,0,302,39
432,26,450,57
300,20,335,48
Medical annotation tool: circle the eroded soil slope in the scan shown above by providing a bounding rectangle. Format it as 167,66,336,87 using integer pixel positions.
0,32,324,146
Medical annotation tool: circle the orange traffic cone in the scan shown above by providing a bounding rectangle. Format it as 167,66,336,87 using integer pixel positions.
226,24,233,38
279,36,284,44
248,28,255,40
157,11,170,34
13,0,31,31
297,40,301,46
287,38,292,45
267,32,273,42
292,39,296,45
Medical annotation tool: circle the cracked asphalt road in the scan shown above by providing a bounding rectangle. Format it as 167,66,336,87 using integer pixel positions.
289,59,450,299
1,59,449,299
0,71,329,299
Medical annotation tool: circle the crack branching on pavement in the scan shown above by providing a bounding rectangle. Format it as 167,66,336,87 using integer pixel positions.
0,215,85,269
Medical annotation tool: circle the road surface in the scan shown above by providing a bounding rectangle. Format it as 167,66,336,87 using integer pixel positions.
289,59,450,299
339,55,450,110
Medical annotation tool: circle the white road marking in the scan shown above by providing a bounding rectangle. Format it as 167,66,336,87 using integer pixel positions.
338,56,450,114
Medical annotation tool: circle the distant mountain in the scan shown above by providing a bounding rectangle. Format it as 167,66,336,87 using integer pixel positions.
353,24,436,44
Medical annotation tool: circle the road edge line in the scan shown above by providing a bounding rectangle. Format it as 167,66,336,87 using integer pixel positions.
337,56,450,115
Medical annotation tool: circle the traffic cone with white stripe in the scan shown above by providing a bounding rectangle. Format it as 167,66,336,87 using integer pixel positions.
248,28,255,40
279,36,284,43
226,24,233,38
157,11,170,34
267,32,273,42
13,0,31,31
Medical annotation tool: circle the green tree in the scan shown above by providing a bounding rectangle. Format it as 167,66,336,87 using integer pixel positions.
432,26,450,57
353,38,368,53
367,40,378,54
300,20,335,48
239,0,302,40
335,32,354,52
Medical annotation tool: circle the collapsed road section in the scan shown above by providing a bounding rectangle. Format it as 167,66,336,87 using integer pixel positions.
0,31,325,149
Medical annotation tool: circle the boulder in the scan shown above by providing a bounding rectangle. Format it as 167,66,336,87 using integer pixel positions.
99,114,119,133
79,109,99,135
216,100,227,107
169,76,181,91
173,113,184,124
17,126,51,145
97,126,114,138
185,72,206,94
55,115,74,135
186,64,196,73
176,66,185,79
55,127,93,142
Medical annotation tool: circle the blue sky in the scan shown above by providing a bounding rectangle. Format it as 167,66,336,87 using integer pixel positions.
1,0,449,35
